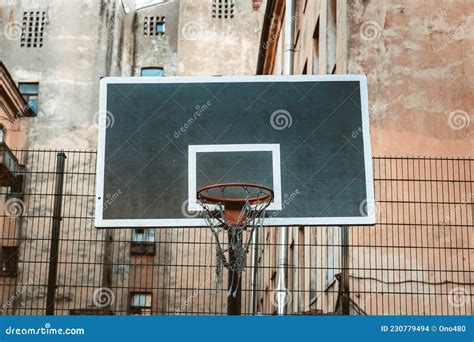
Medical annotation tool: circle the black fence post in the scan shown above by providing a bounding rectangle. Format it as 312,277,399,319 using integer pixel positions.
227,230,242,315
45,152,66,315
341,225,350,315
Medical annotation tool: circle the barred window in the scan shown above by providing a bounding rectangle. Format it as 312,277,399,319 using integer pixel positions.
212,0,234,19
19,82,39,114
132,228,155,243
21,11,46,48
1,246,19,277
129,292,152,315
143,16,165,36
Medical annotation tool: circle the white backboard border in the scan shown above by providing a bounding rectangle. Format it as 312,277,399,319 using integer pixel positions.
95,74,375,228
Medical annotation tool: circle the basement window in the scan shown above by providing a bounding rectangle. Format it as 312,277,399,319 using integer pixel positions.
21,11,46,48
132,228,155,243
19,83,39,115
144,16,165,36
129,292,152,315
212,0,234,19
1,246,19,277
140,67,164,77
131,228,156,255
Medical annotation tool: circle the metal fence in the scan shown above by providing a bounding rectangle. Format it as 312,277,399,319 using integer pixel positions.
0,150,472,315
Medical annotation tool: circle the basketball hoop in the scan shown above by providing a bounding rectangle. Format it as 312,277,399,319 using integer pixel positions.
197,183,273,302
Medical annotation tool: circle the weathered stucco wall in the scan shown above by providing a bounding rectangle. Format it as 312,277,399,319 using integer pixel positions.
0,0,124,150
347,0,473,157
177,0,265,75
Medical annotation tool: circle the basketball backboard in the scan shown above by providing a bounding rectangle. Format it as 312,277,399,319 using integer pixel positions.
95,75,375,228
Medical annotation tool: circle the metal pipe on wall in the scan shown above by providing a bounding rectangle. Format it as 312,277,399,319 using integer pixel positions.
283,0,295,76
275,0,295,316
45,152,66,315
276,226,289,315
249,228,259,314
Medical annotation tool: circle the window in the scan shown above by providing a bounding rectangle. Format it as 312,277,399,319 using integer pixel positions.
156,19,165,34
21,11,46,48
132,228,155,243
140,67,164,77
143,16,165,36
1,246,19,277
129,292,152,315
19,83,39,115
131,228,156,255
212,0,234,19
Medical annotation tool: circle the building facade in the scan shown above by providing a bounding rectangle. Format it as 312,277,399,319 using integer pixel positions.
0,0,266,315
0,0,472,316
256,0,473,315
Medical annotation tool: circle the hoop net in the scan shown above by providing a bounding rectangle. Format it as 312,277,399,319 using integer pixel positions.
197,183,273,295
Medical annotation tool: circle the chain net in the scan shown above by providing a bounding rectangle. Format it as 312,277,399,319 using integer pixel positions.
198,185,273,297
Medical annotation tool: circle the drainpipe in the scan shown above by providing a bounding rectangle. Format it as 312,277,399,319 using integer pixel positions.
276,226,289,315
275,1,295,316
283,0,295,76
249,228,259,314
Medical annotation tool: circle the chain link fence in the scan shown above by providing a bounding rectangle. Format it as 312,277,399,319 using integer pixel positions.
0,150,472,315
